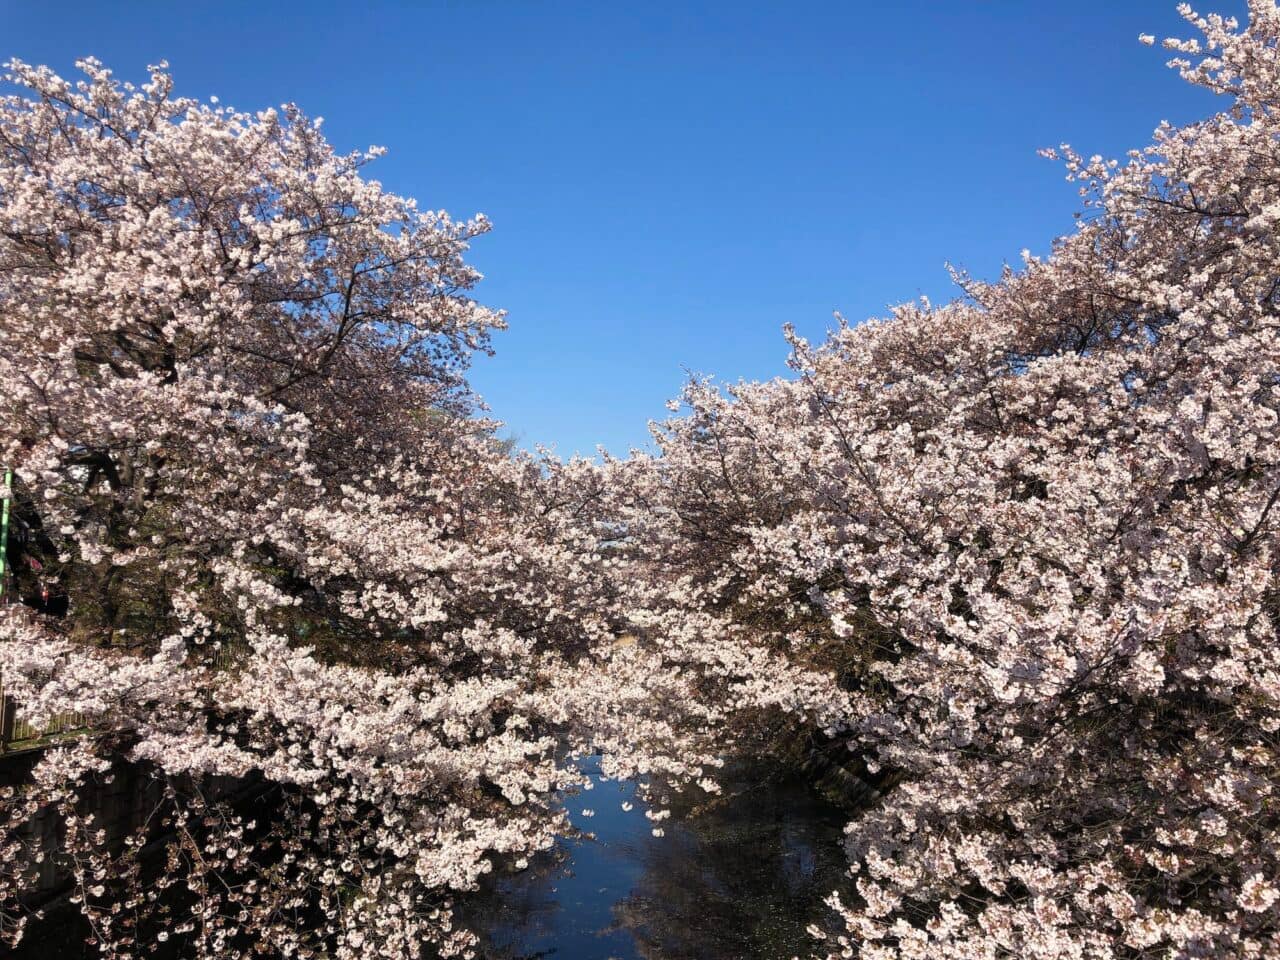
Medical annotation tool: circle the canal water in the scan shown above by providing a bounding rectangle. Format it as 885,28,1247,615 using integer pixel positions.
464,756,850,960
14,757,851,959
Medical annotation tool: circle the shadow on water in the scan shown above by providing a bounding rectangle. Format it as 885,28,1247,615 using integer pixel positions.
463,756,850,960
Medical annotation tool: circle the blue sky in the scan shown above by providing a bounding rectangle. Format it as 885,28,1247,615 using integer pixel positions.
2,1,1243,456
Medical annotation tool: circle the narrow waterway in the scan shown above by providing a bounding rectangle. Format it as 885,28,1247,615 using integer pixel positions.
464,756,850,960
12,756,851,959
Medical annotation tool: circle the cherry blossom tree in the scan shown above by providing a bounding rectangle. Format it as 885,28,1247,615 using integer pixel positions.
0,57,687,958
609,4,1280,957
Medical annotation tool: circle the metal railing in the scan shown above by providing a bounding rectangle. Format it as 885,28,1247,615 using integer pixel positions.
0,640,250,754
0,679,89,754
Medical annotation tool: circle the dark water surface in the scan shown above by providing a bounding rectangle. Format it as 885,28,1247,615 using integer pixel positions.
464,757,850,960
14,758,850,959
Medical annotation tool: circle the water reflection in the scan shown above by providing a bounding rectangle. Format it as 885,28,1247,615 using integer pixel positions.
466,758,849,960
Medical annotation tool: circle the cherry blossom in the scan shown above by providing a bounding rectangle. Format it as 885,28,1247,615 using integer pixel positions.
608,4,1280,957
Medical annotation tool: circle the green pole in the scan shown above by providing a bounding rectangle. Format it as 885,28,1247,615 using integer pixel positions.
0,468,11,600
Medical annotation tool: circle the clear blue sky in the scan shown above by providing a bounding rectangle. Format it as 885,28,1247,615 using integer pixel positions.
1,1,1243,456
